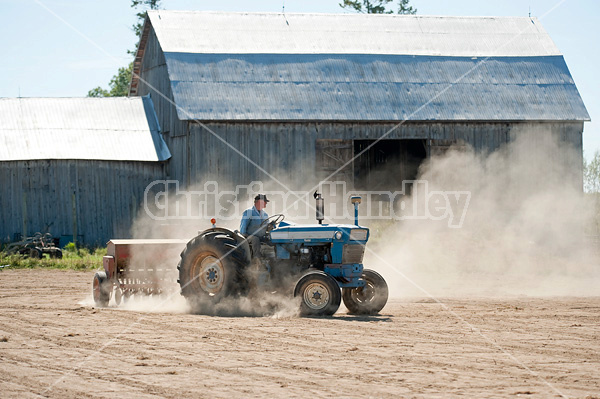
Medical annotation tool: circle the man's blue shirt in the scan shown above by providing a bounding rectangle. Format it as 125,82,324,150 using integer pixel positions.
239,206,268,236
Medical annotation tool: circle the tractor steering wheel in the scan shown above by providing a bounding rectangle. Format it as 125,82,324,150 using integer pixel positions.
260,214,285,232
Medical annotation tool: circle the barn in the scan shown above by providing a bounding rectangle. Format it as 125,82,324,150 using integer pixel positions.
131,11,589,193
1,11,590,247
0,97,169,246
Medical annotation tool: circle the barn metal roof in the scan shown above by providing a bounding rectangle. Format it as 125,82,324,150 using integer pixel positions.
0,96,171,162
138,11,589,122
147,11,560,57
166,53,590,121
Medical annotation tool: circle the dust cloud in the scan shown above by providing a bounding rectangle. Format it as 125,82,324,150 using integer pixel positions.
184,292,301,318
120,177,304,317
116,294,190,314
116,128,598,316
368,129,599,298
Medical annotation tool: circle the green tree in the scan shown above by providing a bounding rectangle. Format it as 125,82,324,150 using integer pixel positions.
87,63,133,97
340,0,416,14
584,151,600,236
86,87,109,98
130,0,162,54
584,151,600,193
87,1,161,97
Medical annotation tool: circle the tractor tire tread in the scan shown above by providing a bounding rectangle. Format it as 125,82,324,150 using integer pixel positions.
178,230,250,304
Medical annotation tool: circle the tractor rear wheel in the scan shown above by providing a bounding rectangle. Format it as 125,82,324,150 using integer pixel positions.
342,269,388,315
178,231,249,311
294,271,341,316
92,271,111,307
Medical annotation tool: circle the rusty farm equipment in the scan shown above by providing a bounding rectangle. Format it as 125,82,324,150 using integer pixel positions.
5,232,63,259
92,239,187,307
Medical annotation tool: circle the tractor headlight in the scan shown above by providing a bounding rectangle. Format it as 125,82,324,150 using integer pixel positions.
349,229,367,241
334,231,343,240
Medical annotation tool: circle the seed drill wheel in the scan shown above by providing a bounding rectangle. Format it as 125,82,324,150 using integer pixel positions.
113,286,123,306
29,248,42,259
178,230,250,311
294,271,341,316
342,269,389,315
49,249,63,259
92,271,111,307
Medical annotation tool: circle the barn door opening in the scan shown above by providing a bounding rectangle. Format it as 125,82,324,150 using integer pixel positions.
353,139,426,191
315,139,354,187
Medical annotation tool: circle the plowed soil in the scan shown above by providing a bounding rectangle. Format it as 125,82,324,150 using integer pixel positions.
0,269,599,398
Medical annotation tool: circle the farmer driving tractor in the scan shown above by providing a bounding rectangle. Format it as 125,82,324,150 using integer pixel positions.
239,194,270,258
95,190,388,316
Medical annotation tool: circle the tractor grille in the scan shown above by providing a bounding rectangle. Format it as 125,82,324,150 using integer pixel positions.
342,244,365,264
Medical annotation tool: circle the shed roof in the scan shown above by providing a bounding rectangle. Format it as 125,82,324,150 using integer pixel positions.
133,11,589,122
0,96,171,162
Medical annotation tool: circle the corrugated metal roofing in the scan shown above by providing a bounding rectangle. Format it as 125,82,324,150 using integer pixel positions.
148,11,560,57
140,11,588,122
0,96,171,162
166,53,590,121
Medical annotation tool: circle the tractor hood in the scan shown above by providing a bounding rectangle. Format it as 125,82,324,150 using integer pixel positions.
269,222,369,244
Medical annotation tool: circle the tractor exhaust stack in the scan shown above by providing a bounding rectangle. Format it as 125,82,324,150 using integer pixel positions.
314,191,324,224
351,196,362,226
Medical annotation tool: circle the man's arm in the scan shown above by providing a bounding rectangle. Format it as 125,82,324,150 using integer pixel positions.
261,210,269,223
239,209,250,235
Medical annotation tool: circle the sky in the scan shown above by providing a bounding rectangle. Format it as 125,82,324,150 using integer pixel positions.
1,0,598,159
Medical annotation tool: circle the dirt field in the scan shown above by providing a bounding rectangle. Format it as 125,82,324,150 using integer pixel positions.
0,269,599,398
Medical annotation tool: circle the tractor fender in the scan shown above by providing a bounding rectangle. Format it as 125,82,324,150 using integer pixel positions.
193,227,251,265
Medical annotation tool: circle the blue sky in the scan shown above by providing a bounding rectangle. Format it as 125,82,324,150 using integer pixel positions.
1,0,598,159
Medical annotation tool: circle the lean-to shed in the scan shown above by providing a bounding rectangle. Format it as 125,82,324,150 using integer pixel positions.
0,96,170,246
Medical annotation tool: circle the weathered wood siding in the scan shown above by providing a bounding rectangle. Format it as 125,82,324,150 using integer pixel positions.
135,26,187,181
0,160,165,246
162,121,583,190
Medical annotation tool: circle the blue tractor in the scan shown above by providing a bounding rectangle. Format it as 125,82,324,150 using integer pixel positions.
177,193,388,316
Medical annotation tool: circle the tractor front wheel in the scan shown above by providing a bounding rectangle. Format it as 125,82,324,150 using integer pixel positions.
294,271,341,316
342,269,388,315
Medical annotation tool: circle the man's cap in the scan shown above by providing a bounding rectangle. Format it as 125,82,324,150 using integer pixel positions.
254,194,269,203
